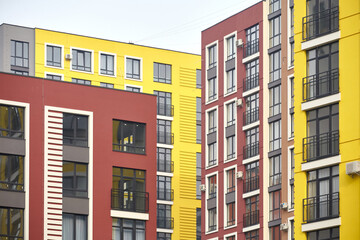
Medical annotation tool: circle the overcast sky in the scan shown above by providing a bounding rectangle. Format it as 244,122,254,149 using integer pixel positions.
0,0,260,54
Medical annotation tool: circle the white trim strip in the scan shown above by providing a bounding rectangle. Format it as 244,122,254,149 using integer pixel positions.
301,155,341,171
242,121,260,132
301,93,341,111
301,31,340,51
110,210,149,220
302,217,341,232
242,223,260,232
242,189,260,199
243,86,260,98
243,155,260,165
242,52,260,64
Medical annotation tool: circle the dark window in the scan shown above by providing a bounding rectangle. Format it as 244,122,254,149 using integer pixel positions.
226,236,235,240
208,109,217,133
63,113,88,147
72,49,91,72
158,232,172,240
244,127,259,159
269,155,281,186
244,59,259,91
196,208,201,240
100,53,114,75
125,86,141,92
157,148,173,173
208,77,217,101
154,91,173,116
270,120,281,151
270,15,281,47
196,153,201,199
72,78,91,85
226,168,235,193
226,35,235,60
63,161,87,198
290,220,295,240
270,50,281,82
157,119,172,145
0,104,24,139
269,225,280,240
157,176,173,201
126,58,141,79
113,120,146,154
113,218,145,240
100,82,114,88
208,44,217,68
63,213,87,240
0,208,24,239
226,68,235,94
11,40,29,68
244,24,259,57
226,102,236,126
307,227,339,240
46,74,62,80
227,202,235,226
208,207,217,232
157,204,173,229
0,154,24,191
270,85,281,117
244,195,259,227
244,93,259,126
290,42,295,67
208,143,217,167
269,190,281,221
196,69,202,89
290,148,295,209
196,97,201,144
226,135,235,160
245,230,259,240
11,70,29,75
154,62,171,84
269,0,281,13
46,45,61,67
290,6,294,37
290,77,295,137
244,161,259,193
208,175,217,199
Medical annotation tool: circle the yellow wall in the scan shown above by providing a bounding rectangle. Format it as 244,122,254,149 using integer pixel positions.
35,28,201,239
294,0,360,239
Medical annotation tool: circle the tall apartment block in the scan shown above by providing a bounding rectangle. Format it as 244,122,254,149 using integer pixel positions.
0,24,201,240
294,0,360,240
0,72,157,239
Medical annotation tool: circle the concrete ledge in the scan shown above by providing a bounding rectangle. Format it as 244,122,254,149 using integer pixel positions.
242,223,260,233
301,31,340,51
111,210,149,221
243,155,260,165
242,121,260,132
242,189,260,199
302,217,341,232
156,228,173,234
302,155,341,171
242,52,260,64
301,93,341,111
243,86,260,98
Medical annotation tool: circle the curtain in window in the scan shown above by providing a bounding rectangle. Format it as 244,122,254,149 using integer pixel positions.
75,215,87,240
136,229,145,240
63,214,74,240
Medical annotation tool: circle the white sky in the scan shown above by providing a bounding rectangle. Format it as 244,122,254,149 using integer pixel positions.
0,0,260,54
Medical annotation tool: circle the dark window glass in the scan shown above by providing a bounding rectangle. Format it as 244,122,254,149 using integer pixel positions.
307,227,339,240
125,86,141,92
270,15,281,47
208,175,217,199
226,35,235,60
244,93,259,125
226,68,235,94
208,142,217,166
208,207,217,231
244,195,259,227
226,135,236,160
0,208,24,239
227,202,235,226
244,24,259,57
72,78,91,85
270,85,281,116
11,70,29,75
154,62,171,84
11,40,29,69
157,119,172,145
269,190,281,221
157,204,173,229
113,120,146,154
46,45,61,67
245,230,259,240
208,109,217,133
126,58,141,79
157,148,172,173
196,208,201,240
269,225,281,240
63,213,87,240
100,82,114,88
269,0,281,13
0,104,24,139
208,77,217,101
113,218,145,240
72,49,91,72
270,50,281,82
158,232,172,240
226,168,235,193
226,102,236,126
46,74,62,81
208,45,217,68
0,154,24,191
270,120,281,151
157,175,172,201
244,161,259,193
270,155,281,186
196,97,201,144
196,153,201,199
63,113,88,147
154,91,172,116
63,161,87,197
244,59,259,91
196,69,201,89
100,53,114,75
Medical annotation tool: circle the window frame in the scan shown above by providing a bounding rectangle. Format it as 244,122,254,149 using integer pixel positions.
157,147,173,173
269,15,281,48
269,85,281,117
157,175,173,201
72,78,91,85
10,40,29,69
196,97,201,144
154,62,172,84
63,113,88,147
62,213,87,240
154,91,172,117
100,82,114,88
157,119,172,145
270,50,281,82
113,119,146,154
112,218,145,240
125,56,142,81
0,104,25,139
269,155,282,187
125,84,143,93
269,120,281,151
45,72,63,81
70,47,94,73
99,51,116,76
0,207,24,239
269,190,281,221
45,43,63,69
63,161,88,198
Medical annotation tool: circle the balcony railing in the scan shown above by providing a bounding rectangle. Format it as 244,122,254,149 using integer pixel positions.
243,73,259,92
157,132,174,145
269,173,282,187
303,130,339,162
302,6,339,41
243,107,259,126
303,69,339,102
157,217,174,229
243,175,259,193
157,160,174,173
243,142,259,159
157,189,174,201
243,39,259,58
157,103,174,117
303,192,339,223
111,189,149,213
243,210,259,228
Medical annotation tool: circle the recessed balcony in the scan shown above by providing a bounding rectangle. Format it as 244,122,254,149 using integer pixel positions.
303,69,339,102
303,130,339,162
303,192,339,223
111,189,149,213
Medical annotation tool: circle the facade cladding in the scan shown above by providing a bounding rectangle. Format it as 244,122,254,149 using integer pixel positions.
0,72,157,239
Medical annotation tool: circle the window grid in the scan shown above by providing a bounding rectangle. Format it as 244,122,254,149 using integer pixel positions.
112,218,145,240
46,45,61,67
270,50,281,82
0,154,24,191
0,104,24,139
113,120,146,154
100,82,114,88
154,91,173,117
270,16,281,48
208,77,217,101
270,120,281,151
100,53,114,75
208,44,217,69
269,85,281,117
269,190,281,221
154,62,171,84
72,49,91,72
11,40,29,68
157,148,173,173
126,58,141,79
0,208,24,239
226,69,235,94
226,35,235,60
63,113,88,147
269,155,281,187
269,0,281,13
63,213,87,240
46,74,62,81
63,161,88,198
244,24,259,57
157,119,173,145
72,78,91,85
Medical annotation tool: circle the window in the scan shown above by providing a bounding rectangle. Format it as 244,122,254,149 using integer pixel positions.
196,69,202,88
100,53,114,75
290,148,295,209
154,91,172,116
72,49,92,72
244,59,259,91
11,70,29,76
157,176,172,201
290,5,295,66
270,15,281,47
244,127,259,159
290,220,294,240
269,85,281,117
208,77,217,101
208,44,217,68
226,168,235,193
246,230,259,240
270,120,281,151
157,148,172,173
72,78,91,85
0,208,24,239
196,208,201,240
208,207,217,232
125,86,141,92
63,161,87,198
226,136,235,160
154,62,171,84
208,175,217,199
244,195,259,227
11,40,29,69
63,113,88,147
158,232,172,240
196,153,201,199
208,142,217,167
46,74,62,81
226,35,235,60
226,69,235,94
126,57,141,80
100,82,114,88
269,225,280,240
196,97,201,144
63,213,87,240
0,104,24,139
112,167,145,192
46,45,62,67
0,154,24,191
157,204,173,229
307,227,339,240
269,0,281,13
244,93,259,126
227,202,235,226
269,190,281,221
244,24,259,57
225,103,236,159
226,236,235,240
244,161,259,193
208,109,217,133
113,218,145,240
289,77,294,138
113,120,146,154
270,50,281,82
226,102,236,126
157,119,172,145
269,155,281,186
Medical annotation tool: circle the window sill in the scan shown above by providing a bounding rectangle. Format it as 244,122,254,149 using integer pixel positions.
125,77,142,82
45,65,64,70
99,73,116,78
70,69,93,74
224,90,237,98
301,217,341,232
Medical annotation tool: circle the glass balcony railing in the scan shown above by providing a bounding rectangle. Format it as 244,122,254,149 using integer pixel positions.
111,189,149,213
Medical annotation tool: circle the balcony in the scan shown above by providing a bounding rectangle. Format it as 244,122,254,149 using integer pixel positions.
157,103,174,117
157,217,174,229
243,73,259,92
243,142,259,159
243,107,259,126
269,173,281,187
303,130,339,162
302,6,339,41
157,132,174,145
303,69,339,102
243,175,259,193
157,189,174,201
157,160,174,173
243,210,259,228
111,189,149,213
243,39,259,58
303,192,339,223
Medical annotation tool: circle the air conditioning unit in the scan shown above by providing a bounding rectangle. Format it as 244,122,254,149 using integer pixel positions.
236,171,243,179
280,202,288,210
236,39,244,47
280,223,288,231
65,54,72,60
237,98,243,107
346,161,360,176
200,184,206,191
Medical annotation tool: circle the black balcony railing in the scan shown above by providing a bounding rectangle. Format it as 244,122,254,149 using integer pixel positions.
243,73,259,92
157,103,174,117
111,189,149,213
269,173,282,187
243,107,259,126
303,130,339,162
243,39,259,58
157,132,174,145
302,6,339,41
303,69,339,102
157,160,174,173
243,142,259,159
243,210,259,228
303,192,339,223
157,189,174,201
243,175,259,193
157,217,174,229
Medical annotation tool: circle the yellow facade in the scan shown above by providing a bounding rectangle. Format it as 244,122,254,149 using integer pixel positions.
34,28,201,239
294,0,360,239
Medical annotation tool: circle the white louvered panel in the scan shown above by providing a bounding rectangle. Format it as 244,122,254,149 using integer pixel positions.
47,230,62,236
48,160,63,167
48,198,62,204
48,133,63,140
47,219,62,226
48,111,63,118
48,117,63,123
47,193,62,199
47,176,62,182
48,224,62,231
47,236,62,240
48,122,62,128
47,149,62,155
47,165,62,172
47,187,62,193
47,203,62,210
47,155,62,161
48,128,63,134
48,138,63,145
48,182,63,188
48,144,63,150
47,214,62,220
47,171,63,177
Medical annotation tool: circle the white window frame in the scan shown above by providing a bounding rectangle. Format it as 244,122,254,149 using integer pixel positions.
205,171,219,234
287,0,295,70
98,51,116,77
287,74,294,140
124,55,143,81
223,97,237,163
287,145,295,212
205,40,219,105
44,43,64,69
287,216,295,240
44,72,64,81
70,47,94,74
224,232,237,240
223,164,237,230
223,31,237,97
124,84,143,92
205,105,218,169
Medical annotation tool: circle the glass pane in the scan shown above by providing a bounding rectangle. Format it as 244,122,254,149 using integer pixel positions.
76,164,87,190
63,162,75,190
9,208,23,237
63,214,74,240
54,47,61,63
75,215,87,240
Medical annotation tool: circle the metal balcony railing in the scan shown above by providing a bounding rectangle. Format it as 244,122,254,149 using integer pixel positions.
243,210,259,227
157,160,174,173
303,130,339,162
157,217,174,229
243,39,259,58
157,189,174,201
157,132,174,145
243,73,259,92
303,192,339,223
243,175,259,193
303,69,339,102
243,142,259,159
243,107,259,126
302,6,339,41
157,103,174,117
111,189,149,213
269,173,282,187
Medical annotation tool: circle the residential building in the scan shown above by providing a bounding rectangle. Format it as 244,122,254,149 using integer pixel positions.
294,0,360,240
0,72,157,239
